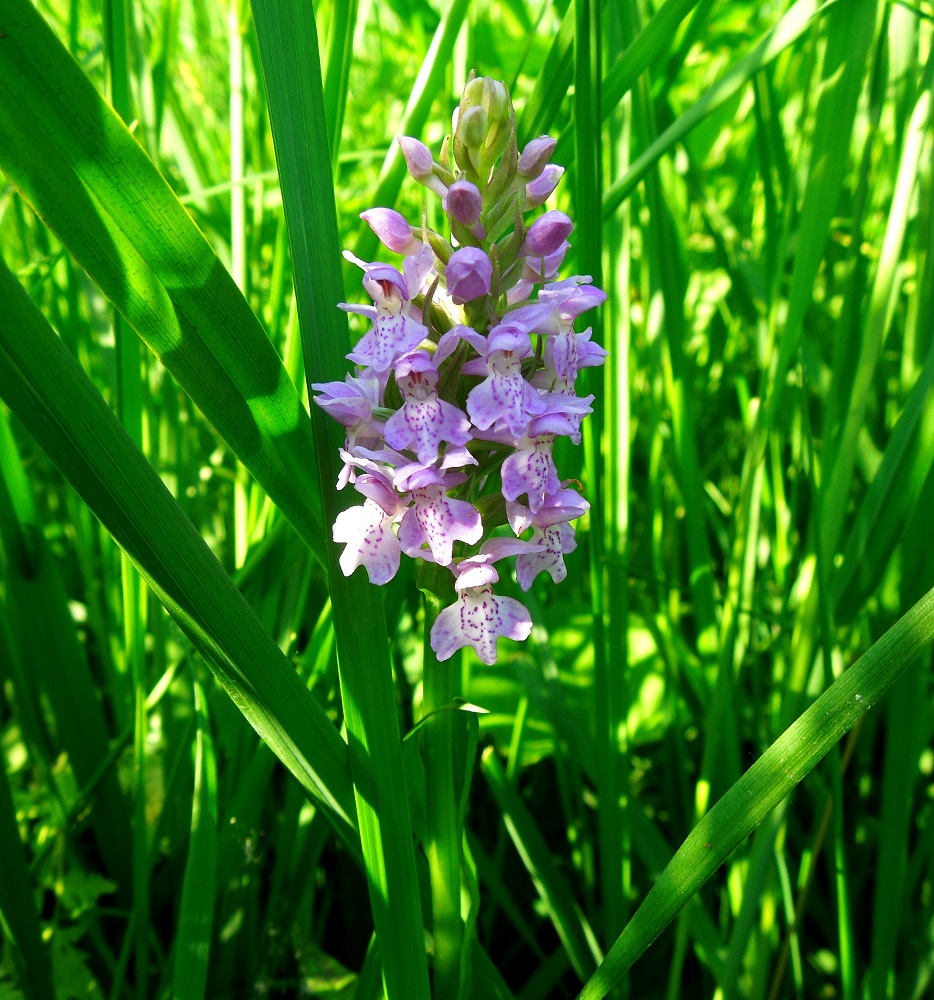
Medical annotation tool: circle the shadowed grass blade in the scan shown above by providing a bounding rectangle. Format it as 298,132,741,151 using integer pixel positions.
0,663,56,1000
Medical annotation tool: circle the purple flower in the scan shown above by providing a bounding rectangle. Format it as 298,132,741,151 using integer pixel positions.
361,208,423,255
446,247,493,304
465,326,546,438
517,136,556,178
398,137,449,198
525,165,564,209
343,259,429,372
500,433,561,512
397,482,483,565
430,584,533,664
508,489,590,590
332,472,407,585
444,180,483,227
384,351,472,465
521,211,573,259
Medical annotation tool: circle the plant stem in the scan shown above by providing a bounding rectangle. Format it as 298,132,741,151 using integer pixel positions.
421,589,466,999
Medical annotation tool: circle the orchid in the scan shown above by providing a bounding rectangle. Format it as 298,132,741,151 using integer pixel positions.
313,74,606,665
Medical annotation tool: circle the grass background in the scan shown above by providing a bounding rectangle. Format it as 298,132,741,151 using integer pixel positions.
1,0,934,998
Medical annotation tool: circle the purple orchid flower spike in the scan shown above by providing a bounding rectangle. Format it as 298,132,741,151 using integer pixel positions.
332,471,408,585
384,350,472,465
315,77,606,663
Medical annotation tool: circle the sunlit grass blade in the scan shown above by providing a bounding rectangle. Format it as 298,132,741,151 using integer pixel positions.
249,1,431,996
0,252,359,850
576,584,934,1000
831,337,934,618
516,3,575,144
601,0,701,117
0,0,326,565
602,0,823,217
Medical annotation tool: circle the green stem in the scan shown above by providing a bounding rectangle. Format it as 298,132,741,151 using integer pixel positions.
421,588,466,999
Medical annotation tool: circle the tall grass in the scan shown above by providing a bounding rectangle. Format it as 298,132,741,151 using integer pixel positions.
1,1,933,998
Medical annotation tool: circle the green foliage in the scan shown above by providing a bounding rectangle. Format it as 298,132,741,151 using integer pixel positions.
1,1,933,998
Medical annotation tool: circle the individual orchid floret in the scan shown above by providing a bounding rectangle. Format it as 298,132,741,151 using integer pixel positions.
398,136,449,198
384,351,472,465
465,326,547,438
397,479,483,565
507,242,571,304
521,210,574,259
446,247,493,305
431,582,533,664
517,136,557,178
525,164,565,209
537,325,609,393
500,432,561,512
537,278,608,335
332,471,408,586
507,489,591,590
444,180,483,229
343,261,428,372
361,208,423,256
311,374,381,430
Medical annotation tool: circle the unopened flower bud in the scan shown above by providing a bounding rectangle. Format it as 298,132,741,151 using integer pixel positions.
446,247,493,304
518,136,556,178
522,210,573,258
398,136,449,198
525,165,564,209
361,208,423,255
444,180,483,226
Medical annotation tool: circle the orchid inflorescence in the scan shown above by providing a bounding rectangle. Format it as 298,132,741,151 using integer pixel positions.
313,75,606,665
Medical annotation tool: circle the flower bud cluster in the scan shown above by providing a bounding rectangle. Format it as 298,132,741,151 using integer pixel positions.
313,75,606,665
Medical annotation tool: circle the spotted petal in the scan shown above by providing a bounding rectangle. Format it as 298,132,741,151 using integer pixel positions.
430,585,533,664
332,500,403,585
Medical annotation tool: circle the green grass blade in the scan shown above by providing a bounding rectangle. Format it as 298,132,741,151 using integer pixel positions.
172,678,218,1000
0,409,133,895
575,584,934,1000
821,86,931,556
831,336,934,618
516,3,575,145
248,2,431,996
602,0,823,217
0,744,55,1000
0,0,326,565
601,0,702,118
0,252,359,851
481,747,603,983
